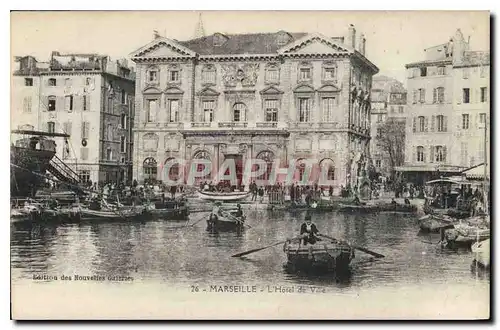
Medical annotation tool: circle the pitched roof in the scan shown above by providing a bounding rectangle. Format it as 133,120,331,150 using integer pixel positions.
179,32,308,55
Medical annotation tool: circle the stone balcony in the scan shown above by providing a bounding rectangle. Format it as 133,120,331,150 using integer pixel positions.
256,122,278,128
218,122,248,128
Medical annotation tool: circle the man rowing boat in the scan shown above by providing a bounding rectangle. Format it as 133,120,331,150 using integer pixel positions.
300,214,321,245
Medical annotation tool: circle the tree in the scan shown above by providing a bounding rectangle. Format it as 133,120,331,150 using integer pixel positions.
376,118,405,180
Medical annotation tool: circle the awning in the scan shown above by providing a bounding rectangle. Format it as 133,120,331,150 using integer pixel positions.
461,163,488,180
394,164,466,173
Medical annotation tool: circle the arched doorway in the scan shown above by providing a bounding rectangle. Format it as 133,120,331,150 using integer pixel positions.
296,158,307,183
164,157,180,182
256,150,275,182
143,157,158,183
192,150,211,184
319,158,336,183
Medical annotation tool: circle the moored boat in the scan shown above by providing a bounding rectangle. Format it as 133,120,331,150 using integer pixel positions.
418,214,455,233
472,239,490,268
443,223,490,249
206,213,245,232
283,238,354,272
198,190,250,202
338,202,417,213
147,199,189,220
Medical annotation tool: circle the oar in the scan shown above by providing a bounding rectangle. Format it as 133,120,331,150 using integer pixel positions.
185,212,210,227
232,237,301,258
318,234,385,258
221,210,252,228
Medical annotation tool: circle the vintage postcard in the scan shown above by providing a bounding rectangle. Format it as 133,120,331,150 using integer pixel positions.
10,10,490,320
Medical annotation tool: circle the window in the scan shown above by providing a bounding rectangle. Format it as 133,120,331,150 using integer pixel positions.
48,96,56,111
169,70,180,82
437,66,446,75
412,90,418,104
46,122,55,134
462,68,469,79
375,160,382,168
148,69,158,83
463,88,470,103
298,98,310,122
462,114,470,129
106,148,113,161
418,116,425,132
80,148,88,161
81,121,89,139
321,98,335,122
120,114,127,129
480,87,488,103
265,67,279,83
202,100,215,122
233,103,246,122
62,140,70,159
48,78,56,86
480,66,487,78
78,170,90,183
323,67,336,81
168,100,179,122
420,67,427,77
147,99,158,122
435,146,445,162
418,88,425,103
417,146,424,162
436,115,445,132
202,66,216,84
23,96,32,113
65,95,73,112
107,97,114,113
480,113,486,124
83,95,89,111
377,114,383,123
299,68,311,81
121,90,127,104
120,136,126,153
64,78,71,86
107,124,114,141
143,158,158,181
63,122,72,136
433,87,445,103
265,99,279,122
47,121,56,133
85,77,92,86
376,128,382,138
24,78,33,86
398,106,404,113
390,106,396,113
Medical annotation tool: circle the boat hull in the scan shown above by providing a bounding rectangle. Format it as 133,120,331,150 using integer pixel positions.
11,146,55,198
339,203,417,214
198,190,250,202
206,215,245,232
80,207,150,221
418,215,455,233
444,226,490,249
472,239,490,268
284,240,354,272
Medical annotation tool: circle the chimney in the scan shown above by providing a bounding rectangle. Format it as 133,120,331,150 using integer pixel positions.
359,34,366,55
153,30,161,39
452,28,466,64
346,24,356,49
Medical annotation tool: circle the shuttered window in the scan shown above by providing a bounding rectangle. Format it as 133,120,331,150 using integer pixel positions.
322,98,336,122
264,99,278,122
81,122,90,139
202,100,215,122
298,98,310,122
23,96,32,113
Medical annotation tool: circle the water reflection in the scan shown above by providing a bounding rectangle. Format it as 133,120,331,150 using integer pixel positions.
11,209,489,291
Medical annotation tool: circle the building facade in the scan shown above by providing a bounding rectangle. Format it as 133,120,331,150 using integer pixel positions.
130,26,379,194
370,75,407,177
398,29,490,185
12,53,136,185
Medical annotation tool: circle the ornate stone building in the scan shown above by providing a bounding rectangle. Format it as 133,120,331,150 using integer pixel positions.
130,25,378,193
12,52,136,184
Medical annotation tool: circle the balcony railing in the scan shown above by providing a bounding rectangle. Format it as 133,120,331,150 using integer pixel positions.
256,122,278,128
218,122,248,128
191,122,212,128
318,122,339,129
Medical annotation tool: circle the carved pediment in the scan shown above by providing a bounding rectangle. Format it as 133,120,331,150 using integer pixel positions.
278,33,352,55
164,86,184,95
260,86,284,95
317,84,341,93
130,37,196,59
293,84,315,93
197,87,220,96
143,86,161,94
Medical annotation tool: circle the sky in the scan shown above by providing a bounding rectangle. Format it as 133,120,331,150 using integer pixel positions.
11,11,490,84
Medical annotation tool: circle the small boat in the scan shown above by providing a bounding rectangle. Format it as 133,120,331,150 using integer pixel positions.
443,223,490,249
418,214,455,233
147,200,189,220
472,239,490,268
206,212,245,232
198,190,250,202
267,201,334,212
283,238,354,272
338,202,417,213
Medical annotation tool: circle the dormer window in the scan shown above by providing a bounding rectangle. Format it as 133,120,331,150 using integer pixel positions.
202,65,216,84
213,33,228,47
322,61,337,82
148,70,158,83
299,68,311,81
265,63,280,84
277,31,291,46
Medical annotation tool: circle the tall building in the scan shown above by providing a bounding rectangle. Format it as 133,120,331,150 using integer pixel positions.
398,29,490,185
370,75,407,177
12,52,136,185
130,25,379,194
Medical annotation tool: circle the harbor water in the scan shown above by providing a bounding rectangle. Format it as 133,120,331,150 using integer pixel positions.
10,204,490,318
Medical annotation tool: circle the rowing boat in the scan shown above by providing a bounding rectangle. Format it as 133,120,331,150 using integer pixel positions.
206,213,245,232
198,190,250,202
472,239,490,268
283,238,354,272
338,202,417,213
443,223,490,249
418,214,456,233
